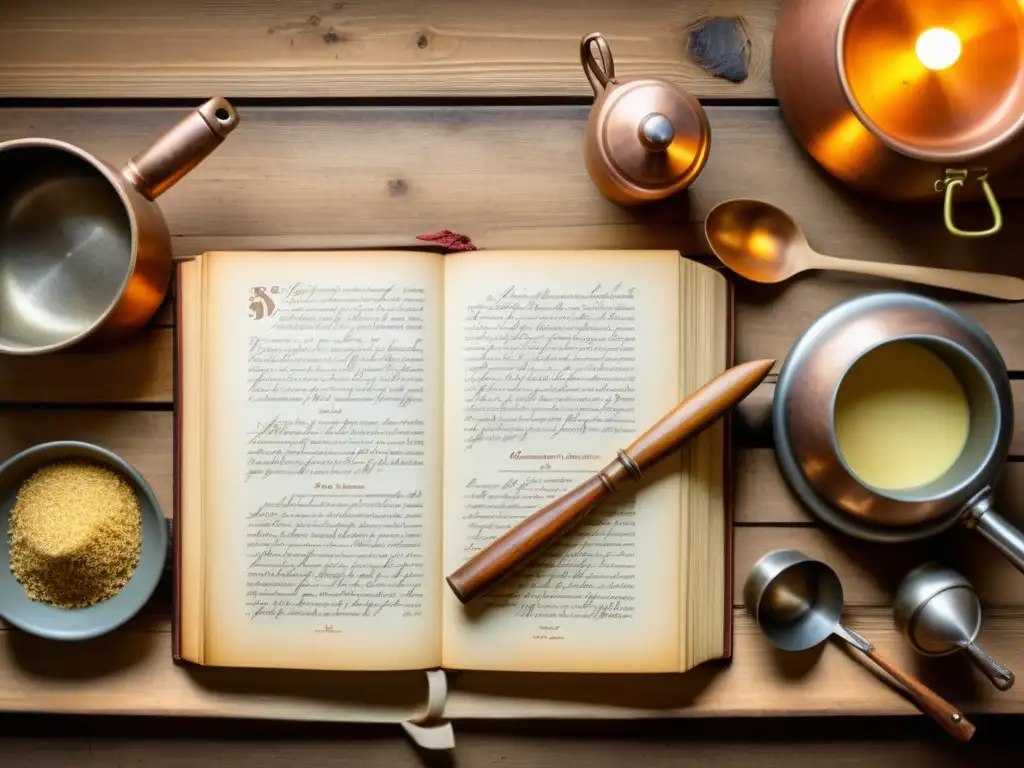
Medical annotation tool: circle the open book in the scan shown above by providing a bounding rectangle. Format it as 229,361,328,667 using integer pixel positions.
173,249,733,674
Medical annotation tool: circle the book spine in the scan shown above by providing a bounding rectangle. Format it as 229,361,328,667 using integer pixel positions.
171,263,183,663
723,278,736,661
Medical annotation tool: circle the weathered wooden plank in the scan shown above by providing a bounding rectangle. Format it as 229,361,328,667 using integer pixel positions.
0,107,1021,378
449,607,1024,718
9,725,1024,768
0,0,777,99
7,731,1024,768
0,615,427,721
0,106,1021,260
0,330,173,404
4,608,1023,719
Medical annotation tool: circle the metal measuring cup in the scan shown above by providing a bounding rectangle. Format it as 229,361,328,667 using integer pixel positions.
894,563,1015,691
744,549,975,742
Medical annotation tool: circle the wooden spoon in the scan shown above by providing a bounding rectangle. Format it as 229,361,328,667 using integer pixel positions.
705,199,1024,301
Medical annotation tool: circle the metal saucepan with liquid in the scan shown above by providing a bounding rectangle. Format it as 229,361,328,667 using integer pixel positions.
773,292,1024,574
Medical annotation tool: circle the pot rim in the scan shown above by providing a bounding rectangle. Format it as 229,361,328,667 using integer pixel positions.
835,0,1024,164
0,137,140,355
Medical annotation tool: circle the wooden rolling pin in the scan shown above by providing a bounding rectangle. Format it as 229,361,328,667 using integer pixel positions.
446,358,776,604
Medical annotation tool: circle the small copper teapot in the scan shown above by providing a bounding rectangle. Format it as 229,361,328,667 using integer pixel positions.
581,33,711,206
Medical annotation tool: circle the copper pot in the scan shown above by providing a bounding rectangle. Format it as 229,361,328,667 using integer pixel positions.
0,97,239,354
581,33,711,206
773,0,1024,238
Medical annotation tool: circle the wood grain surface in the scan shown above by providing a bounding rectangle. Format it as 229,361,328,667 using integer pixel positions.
3,608,1024,720
1,104,1021,382
4,0,1024,759
1,106,1020,261
3,718,1024,768
0,0,779,99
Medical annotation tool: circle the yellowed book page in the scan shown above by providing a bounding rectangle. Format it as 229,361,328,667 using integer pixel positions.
676,260,729,670
201,251,444,670
177,257,203,663
440,250,682,673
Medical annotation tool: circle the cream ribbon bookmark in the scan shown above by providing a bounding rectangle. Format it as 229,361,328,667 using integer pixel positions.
401,669,454,750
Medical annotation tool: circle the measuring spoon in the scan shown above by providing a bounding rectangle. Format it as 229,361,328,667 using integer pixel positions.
744,549,975,742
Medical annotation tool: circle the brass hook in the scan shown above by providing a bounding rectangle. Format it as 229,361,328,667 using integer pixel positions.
938,168,1003,238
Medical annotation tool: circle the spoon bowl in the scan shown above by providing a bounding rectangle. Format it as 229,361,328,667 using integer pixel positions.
705,199,807,283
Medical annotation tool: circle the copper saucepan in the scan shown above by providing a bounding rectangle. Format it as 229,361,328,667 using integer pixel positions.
773,0,1024,238
0,97,240,354
773,293,1024,575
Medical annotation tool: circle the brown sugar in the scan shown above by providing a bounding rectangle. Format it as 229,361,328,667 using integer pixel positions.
8,460,141,608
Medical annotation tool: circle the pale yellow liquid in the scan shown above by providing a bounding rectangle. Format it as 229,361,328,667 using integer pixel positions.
833,342,969,491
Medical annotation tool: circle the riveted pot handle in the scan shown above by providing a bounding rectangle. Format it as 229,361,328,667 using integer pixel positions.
581,33,617,95
939,169,1003,238
963,642,1015,691
123,97,241,201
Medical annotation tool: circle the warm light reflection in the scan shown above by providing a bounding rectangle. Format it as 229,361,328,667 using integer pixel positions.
915,27,962,71
808,112,880,176
664,133,707,176
746,231,779,261
840,0,1022,151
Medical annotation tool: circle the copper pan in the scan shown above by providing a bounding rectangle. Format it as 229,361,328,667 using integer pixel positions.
773,0,1024,238
0,97,240,354
773,293,1024,576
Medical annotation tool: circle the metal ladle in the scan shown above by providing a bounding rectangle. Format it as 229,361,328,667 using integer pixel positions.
704,199,1024,301
744,549,975,742
894,563,1015,691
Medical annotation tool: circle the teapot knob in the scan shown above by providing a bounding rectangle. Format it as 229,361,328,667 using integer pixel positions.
638,113,675,152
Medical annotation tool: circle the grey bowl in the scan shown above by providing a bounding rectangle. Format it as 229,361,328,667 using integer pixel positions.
0,441,167,640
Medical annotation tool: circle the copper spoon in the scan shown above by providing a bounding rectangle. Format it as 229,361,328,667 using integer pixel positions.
705,199,1024,301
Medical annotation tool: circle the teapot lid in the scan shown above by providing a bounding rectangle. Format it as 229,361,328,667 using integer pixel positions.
582,34,710,194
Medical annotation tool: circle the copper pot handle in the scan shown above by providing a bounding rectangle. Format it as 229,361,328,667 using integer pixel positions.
123,97,241,201
581,33,617,95
938,168,1003,238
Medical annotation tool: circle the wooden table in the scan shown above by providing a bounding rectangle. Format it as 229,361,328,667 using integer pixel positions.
1,0,1024,762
